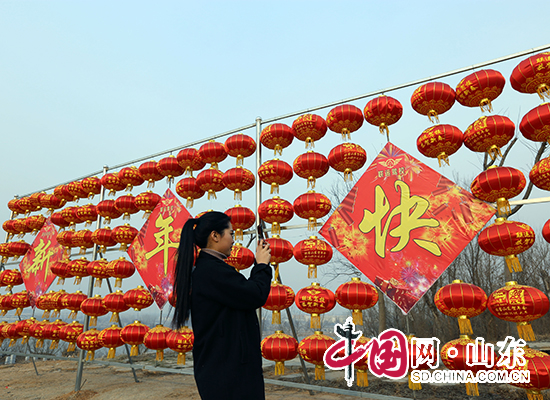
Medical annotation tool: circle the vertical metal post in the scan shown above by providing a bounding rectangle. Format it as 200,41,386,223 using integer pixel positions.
255,117,263,334
75,166,108,391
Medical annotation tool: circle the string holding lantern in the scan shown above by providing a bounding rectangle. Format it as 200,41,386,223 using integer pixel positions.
86,258,110,288
257,197,294,235
298,331,335,380
530,157,550,191
114,194,139,220
487,281,549,341
138,160,164,188
102,290,130,323
363,95,403,138
226,243,255,272
293,191,332,230
100,173,126,196
61,291,88,319
198,140,227,169
326,104,364,141
224,133,256,166
59,321,84,352
176,148,206,177
157,155,185,184
196,168,225,199
222,167,255,201
292,114,327,149
328,143,367,182
463,115,515,161
80,295,108,327
507,347,550,400
112,224,138,251
519,103,550,143
175,177,205,208
135,191,161,218
144,324,172,361
264,236,293,282
260,123,295,156
81,176,102,199
121,321,150,356
417,124,463,166
293,236,333,279
224,205,255,241
119,166,144,192
257,159,293,195
91,227,116,253
411,82,456,123
77,328,102,360
98,325,125,359
295,282,336,329
96,199,123,225
434,279,487,335
510,51,550,100
262,281,295,324
261,331,298,376
166,327,194,365
335,278,379,325
72,230,94,255
107,257,136,287
455,69,506,112
293,151,329,189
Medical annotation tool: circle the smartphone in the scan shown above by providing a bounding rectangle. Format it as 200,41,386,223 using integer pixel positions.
257,223,265,241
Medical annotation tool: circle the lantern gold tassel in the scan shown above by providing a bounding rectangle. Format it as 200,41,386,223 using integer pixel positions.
526,389,544,400
166,176,174,185
308,217,317,231
344,168,353,182
305,137,315,149
42,310,50,319
457,315,473,335
517,322,536,341
341,129,351,141
496,198,511,216
156,350,164,361
357,370,369,387
186,198,194,208
207,190,217,200
74,277,82,285
131,345,139,356
147,180,155,189
537,83,550,100
352,310,362,326
307,176,316,189
110,313,119,323
143,211,152,219
177,353,186,365
308,265,317,279
272,310,281,325
437,152,450,167
315,365,325,380
271,222,280,235
379,123,389,136
115,278,122,288
123,213,131,221
275,361,285,375
274,144,283,156
67,342,76,352
107,348,116,358
86,351,95,361
427,110,440,124
465,382,479,396
89,317,97,327
505,255,522,273
310,314,321,329
235,229,243,242
273,264,280,282
68,310,78,319
409,373,422,390
270,182,279,194
9,339,17,347
36,339,44,348
234,190,242,201
236,155,244,166
50,340,59,350
487,145,502,161
479,98,493,113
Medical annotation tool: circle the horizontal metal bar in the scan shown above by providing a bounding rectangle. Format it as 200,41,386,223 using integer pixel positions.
508,196,550,206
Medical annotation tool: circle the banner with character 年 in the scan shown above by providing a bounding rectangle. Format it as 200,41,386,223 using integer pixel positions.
320,142,495,313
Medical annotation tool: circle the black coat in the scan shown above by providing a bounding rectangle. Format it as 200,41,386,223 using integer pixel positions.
191,251,272,400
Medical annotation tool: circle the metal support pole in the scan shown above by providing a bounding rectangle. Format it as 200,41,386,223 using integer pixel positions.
255,117,263,334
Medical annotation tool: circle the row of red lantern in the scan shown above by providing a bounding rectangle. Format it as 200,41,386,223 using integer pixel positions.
0,241,31,263
54,225,138,255
2,215,46,238
50,257,136,287
0,269,24,291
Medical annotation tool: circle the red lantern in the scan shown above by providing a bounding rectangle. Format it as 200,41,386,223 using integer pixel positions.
54,184,74,202
265,236,293,281
9,290,30,316
166,327,194,365
61,291,87,319
0,294,14,315
176,148,206,177
257,159,293,194
417,124,463,166
114,194,139,220
198,140,227,169
135,191,161,218
196,168,225,199
510,51,550,100
7,241,31,260
261,331,298,375
138,160,164,188
530,157,550,191
411,82,456,123
76,204,99,226
519,103,550,143
66,181,89,202
295,282,336,329
363,95,403,137
225,205,255,241
100,173,126,196
28,192,45,212
263,282,295,324
328,143,367,181
15,317,36,345
507,347,550,400
335,277,379,325
7,198,25,216
86,258,110,287
298,331,335,380
81,295,108,327
222,167,255,200
543,219,550,244
102,290,130,323
121,320,150,356
59,321,84,352
2,220,19,240
0,269,23,291
175,177,205,208
157,155,185,184
226,243,255,271
73,229,94,255
293,236,333,279
293,151,329,189
48,263,71,288
434,279,487,335
326,104,364,141
123,286,154,311
40,194,66,215
61,206,84,228
91,227,117,253
43,319,67,349
0,243,13,263
463,115,515,160
56,229,75,254
81,177,102,199
119,166,144,191
224,133,256,166
13,218,32,237
488,281,549,341
67,257,90,284
107,257,136,287
293,191,332,230
97,199,123,224
25,215,46,234
478,218,535,273
455,69,506,112
260,123,295,156
77,328,102,360
144,324,172,361
29,319,50,348
471,166,526,216
112,224,138,251
258,197,294,235
98,325,125,358
292,114,327,148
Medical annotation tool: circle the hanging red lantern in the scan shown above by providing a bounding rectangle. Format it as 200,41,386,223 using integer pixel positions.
263,282,295,324
135,191,161,218
61,206,84,228
25,215,46,235
67,257,90,284
328,143,367,182
196,168,225,199
157,155,185,184
96,199,123,224
114,194,139,220
121,320,150,356
76,204,99,227
519,103,550,143
119,166,144,191
258,197,294,235
9,290,30,316
49,290,67,319
224,133,256,166
40,194,66,215
123,286,154,311
295,283,336,329
293,236,333,279
0,243,13,263
257,159,293,194
56,230,76,256
81,294,108,327
59,321,84,352
107,257,136,287
43,319,67,349
7,241,31,260
260,123,295,156
478,218,535,273
471,166,526,216
86,258,110,288
166,327,194,365
292,114,327,148
144,324,172,361
66,181,89,202
7,198,25,216
0,269,22,290
455,69,506,112
138,160,164,188
298,331,336,380
198,140,227,169
463,115,515,160
488,281,549,341
222,167,255,201
112,224,138,251
335,278,379,325
16,197,33,215
13,218,31,237
28,192,44,212
510,52,550,100
61,291,87,319
224,205,255,241
411,82,456,123
293,151,329,189
261,331,299,376
176,148,206,177
530,157,550,191
543,219,550,244
15,317,36,345
264,236,293,281
98,325,125,359
226,243,255,271
54,184,75,203
434,279,487,335
91,227,117,253
102,290,130,322
2,220,19,240
77,328,102,360
326,104,364,141
417,124,463,166
0,294,14,315
175,177,205,208
100,173,126,196
293,191,332,230
29,319,50,348
81,177,102,199
507,347,550,400
73,230,94,255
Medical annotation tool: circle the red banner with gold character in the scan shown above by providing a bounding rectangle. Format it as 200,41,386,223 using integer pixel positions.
127,189,190,309
19,219,65,307
320,142,495,313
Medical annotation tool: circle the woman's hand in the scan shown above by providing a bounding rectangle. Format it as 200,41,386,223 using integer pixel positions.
255,239,271,265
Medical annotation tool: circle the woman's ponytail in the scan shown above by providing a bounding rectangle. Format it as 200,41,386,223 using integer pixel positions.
172,218,197,329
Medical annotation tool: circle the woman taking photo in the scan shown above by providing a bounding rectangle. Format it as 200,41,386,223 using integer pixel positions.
173,211,272,400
